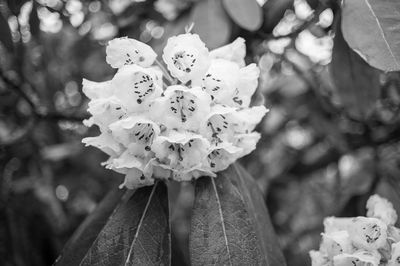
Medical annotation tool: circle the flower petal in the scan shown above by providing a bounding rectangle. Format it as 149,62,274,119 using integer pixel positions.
206,142,242,172
82,79,113,100
192,59,240,104
333,250,380,266
106,37,157,68
210,37,246,67
162,33,210,83
82,132,122,156
230,63,260,107
388,242,400,266
151,130,210,170
320,231,353,259
85,96,127,129
366,194,398,226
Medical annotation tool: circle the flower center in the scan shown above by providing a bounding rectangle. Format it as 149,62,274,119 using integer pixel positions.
132,72,155,104
172,50,197,73
168,91,197,123
131,122,156,149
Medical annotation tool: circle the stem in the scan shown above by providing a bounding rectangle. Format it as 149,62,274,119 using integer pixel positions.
155,59,175,85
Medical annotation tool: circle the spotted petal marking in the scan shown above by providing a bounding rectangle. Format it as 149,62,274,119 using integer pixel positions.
206,142,242,172
151,85,211,131
85,96,127,130
112,65,162,112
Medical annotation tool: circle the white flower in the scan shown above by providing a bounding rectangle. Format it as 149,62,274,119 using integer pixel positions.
366,194,398,226
109,116,160,149
151,131,210,171
162,33,210,83
150,85,211,131
111,65,163,113
320,231,353,259
347,217,388,251
210,37,246,67
333,250,380,266
83,35,266,189
388,242,400,266
106,37,157,68
323,217,353,234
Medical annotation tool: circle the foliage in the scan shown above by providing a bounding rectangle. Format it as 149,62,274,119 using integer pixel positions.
0,0,400,265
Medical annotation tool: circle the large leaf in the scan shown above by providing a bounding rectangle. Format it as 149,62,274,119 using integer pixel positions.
331,18,381,120
190,0,231,49
63,182,170,266
0,13,13,52
54,187,127,266
222,0,262,31
341,0,400,71
190,163,286,266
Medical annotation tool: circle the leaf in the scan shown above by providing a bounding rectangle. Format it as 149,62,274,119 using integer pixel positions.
63,182,170,266
341,0,400,71
262,0,293,33
0,13,13,52
54,187,127,266
190,0,232,49
331,18,381,120
190,163,286,266
222,0,262,31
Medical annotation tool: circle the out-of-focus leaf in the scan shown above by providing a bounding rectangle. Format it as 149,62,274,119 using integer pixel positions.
7,0,29,16
53,187,127,266
341,0,400,71
79,182,170,266
262,0,293,33
190,163,286,266
190,0,231,49
222,0,262,31
29,4,40,38
0,13,13,52
331,18,381,120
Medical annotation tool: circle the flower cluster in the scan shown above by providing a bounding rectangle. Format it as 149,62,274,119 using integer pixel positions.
82,34,267,189
310,194,400,266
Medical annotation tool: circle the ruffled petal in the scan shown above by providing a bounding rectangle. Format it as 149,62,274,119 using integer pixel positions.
333,250,380,266
85,96,127,129
109,116,160,149
388,242,400,266
82,132,122,156
206,142,242,172
162,33,210,83
233,132,261,157
192,59,240,104
230,63,260,108
150,85,211,131
112,65,163,112
366,194,398,226
151,130,210,171
309,250,330,266
210,37,246,67
320,231,353,259
323,217,354,234
82,79,113,100
106,37,157,68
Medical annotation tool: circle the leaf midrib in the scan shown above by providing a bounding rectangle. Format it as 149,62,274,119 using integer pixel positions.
124,182,158,265
211,177,233,266
364,0,400,68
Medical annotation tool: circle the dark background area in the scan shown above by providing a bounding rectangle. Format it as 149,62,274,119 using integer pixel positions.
1,0,400,265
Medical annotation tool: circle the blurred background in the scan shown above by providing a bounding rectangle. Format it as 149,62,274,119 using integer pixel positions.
0,0,400,265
